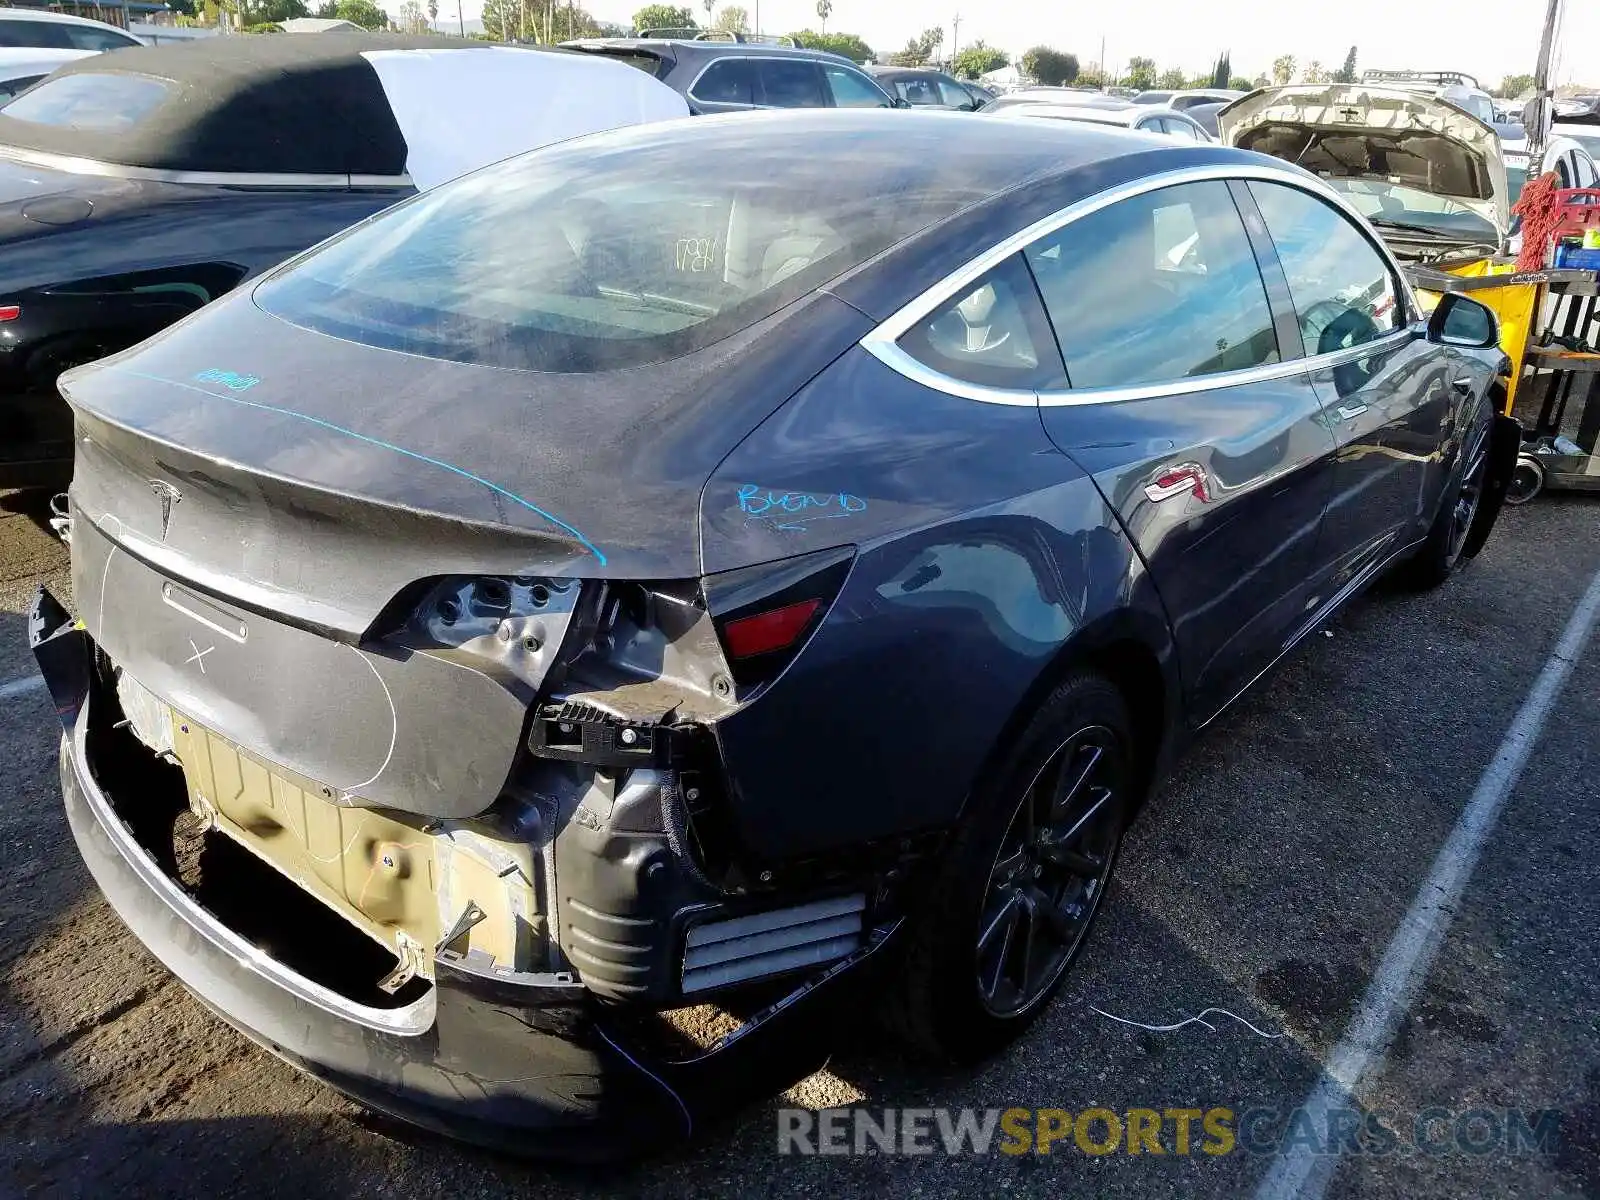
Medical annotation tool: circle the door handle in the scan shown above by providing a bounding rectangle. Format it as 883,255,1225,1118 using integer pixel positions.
1336,404,1368,421
1451,377,1475,396
1144,463,1209,503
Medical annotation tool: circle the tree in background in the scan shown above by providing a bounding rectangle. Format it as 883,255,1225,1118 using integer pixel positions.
253,0,306,21
1499,72,1535,98
815,0,830,35
1271,55,1295,85
633,4,694,30
1335,45,1357,83
426,0,437,26
1229,76,1254,90
702,0,714,28
1253,72,1269,88
1303,60,1328,84
1211,51,1230,89
1157,67,1185,90
712,4,748,33
892,26,943,66
789,29,873,62
1021,46,1078,87
396,0,427,29
951,41,1007,80
1122,55,1156,90
333,0,385,27
1076,66,1107,89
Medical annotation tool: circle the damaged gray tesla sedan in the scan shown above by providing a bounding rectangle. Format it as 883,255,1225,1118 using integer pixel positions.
31,110,1518,1157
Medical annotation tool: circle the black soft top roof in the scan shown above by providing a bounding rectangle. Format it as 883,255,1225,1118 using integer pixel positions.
0,34,494,176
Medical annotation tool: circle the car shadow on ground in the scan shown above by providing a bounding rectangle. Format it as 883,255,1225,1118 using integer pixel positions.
0,488,57,539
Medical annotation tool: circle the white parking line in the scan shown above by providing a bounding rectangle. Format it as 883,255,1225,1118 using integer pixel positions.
0,673,46,702
1254,562,1600,1200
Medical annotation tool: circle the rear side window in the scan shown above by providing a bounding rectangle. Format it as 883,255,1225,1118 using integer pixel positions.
0,72,174,131
758,59,824,108
1248,182,1403,356
257,127,994,373
0,19,70,47
1025,180,1279,389
63,25,139,50
897,78,942,106
690,58,756,105
824,65,888,108
896,254,1066,390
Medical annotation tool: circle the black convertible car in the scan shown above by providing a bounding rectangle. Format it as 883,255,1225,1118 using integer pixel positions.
32,111,1517,1158
0,34,685,487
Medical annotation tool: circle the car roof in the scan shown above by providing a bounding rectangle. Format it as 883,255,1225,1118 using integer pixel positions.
867,65,947,77
0,5,130,30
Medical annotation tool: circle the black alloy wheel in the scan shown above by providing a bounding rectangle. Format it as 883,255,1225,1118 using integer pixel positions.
977,726,1122,1017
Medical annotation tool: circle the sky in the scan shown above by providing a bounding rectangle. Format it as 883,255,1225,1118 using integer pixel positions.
413,0,1599,89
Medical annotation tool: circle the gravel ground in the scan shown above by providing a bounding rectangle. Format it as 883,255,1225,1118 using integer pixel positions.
0,487,1596,1199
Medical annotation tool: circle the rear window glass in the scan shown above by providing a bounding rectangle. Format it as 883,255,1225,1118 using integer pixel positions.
256,127,987,372
0,72,174,131
578,49,667,78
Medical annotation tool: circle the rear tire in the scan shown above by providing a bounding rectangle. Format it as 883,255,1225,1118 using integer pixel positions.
882,672,1132,1062
1403,406,1493,590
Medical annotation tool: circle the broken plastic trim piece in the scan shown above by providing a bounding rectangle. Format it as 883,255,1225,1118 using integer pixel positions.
527,700,711,770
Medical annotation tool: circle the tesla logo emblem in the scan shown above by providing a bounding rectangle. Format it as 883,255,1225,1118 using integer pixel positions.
149,480,182,540
1338,107,1361,121
184,639,214,674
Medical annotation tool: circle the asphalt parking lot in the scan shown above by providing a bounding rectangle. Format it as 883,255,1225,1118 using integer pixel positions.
1,486,1596,1200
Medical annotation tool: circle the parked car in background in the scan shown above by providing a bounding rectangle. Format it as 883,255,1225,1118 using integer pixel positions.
0,6,140,49
1182,99,1227,138
1360,69,1517,139
561,35,897,113
1220,83,1511,262
33,109,1515,1158
987,98,1213,141
1501,130,1597,205
1131,89,1173,105
0,46,91,98
1167,87,1245,111
0,35,688,487
867,64,990,110
981,86,1140,113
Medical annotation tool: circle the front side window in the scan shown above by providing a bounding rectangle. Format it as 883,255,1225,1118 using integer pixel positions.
896,254,1065,390
690,58,756,106
823,65,888,108
758,60,824,108
1162,117,1202,141
1025,180,1279,389
0,72,174,131
936,77,974,107
1248,181,1403,356
0,20,70,48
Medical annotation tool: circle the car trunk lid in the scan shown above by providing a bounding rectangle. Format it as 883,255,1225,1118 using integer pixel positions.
60,284,870,636
1218,84,1510,243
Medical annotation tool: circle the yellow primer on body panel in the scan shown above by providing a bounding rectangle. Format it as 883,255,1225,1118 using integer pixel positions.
173,716,443,974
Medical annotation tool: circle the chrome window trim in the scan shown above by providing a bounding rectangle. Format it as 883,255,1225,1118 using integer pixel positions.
859,161,1422,408
0,144,413,190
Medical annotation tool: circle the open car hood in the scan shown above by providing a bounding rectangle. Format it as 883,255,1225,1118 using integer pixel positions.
1219,84,1509,240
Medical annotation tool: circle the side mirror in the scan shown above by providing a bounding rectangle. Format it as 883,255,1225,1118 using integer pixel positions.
1427,292,1500,349
891,96,912,109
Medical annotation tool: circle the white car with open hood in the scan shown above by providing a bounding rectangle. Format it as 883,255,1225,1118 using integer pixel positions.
1218,83,1510,264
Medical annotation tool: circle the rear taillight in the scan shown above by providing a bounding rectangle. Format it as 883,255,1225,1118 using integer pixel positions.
0,305,19,322
704,547,854,689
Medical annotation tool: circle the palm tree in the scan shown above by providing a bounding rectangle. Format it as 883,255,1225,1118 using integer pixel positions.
815,0,830,34
426,0,436,28
702,0,713,24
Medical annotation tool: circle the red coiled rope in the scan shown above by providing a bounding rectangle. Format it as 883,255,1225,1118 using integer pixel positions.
1514,171,1563,272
